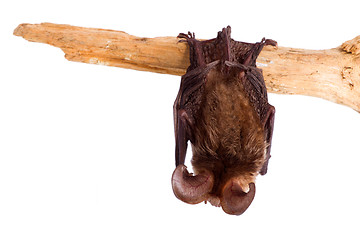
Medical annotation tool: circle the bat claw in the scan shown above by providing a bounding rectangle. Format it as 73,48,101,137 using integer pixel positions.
264,39,278,48
177,32,195,43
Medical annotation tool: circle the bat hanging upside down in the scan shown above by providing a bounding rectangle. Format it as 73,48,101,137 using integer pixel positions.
171,26,276,215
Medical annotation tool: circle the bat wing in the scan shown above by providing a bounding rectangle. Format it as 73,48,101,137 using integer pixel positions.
240,40,276,176
174,28,239,166
260,104,275,175
174,29,230,166
217,27,277,175
173,57,219,166
230,37,277,175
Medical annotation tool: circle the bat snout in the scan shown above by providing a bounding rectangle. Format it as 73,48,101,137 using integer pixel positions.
206,195,221,207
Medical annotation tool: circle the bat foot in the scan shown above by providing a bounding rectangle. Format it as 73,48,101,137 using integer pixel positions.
264,39,278,48
177,31,195,41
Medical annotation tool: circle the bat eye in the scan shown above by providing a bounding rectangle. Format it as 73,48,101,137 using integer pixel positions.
171,164,214,204
221,182,256,215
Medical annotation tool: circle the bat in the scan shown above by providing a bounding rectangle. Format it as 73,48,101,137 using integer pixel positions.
171,26,276,215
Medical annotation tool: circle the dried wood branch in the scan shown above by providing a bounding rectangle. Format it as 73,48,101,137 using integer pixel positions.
14,23,360,112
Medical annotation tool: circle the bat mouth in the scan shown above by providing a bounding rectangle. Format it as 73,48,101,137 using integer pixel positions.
220,181,256,215
171,164,214,204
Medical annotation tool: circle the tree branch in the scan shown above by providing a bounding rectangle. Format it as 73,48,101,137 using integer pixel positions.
14,23,360,112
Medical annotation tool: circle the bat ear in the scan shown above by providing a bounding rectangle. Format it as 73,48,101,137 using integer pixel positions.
221,181,256,215
171,165,214,204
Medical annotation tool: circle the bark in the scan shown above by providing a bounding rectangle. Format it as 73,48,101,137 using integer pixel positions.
14,23,360,112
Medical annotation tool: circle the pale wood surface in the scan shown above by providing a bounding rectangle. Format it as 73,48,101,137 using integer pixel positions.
14,23,360,112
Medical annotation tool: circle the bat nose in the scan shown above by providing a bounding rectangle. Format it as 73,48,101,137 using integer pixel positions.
206,195,221,207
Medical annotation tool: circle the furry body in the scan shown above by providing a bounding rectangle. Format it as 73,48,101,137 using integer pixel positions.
191,69,266,197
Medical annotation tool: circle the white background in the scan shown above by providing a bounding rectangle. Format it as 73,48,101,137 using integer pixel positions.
1,1,360,239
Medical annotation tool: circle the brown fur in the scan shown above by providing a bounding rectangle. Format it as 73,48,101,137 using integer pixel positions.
191,68,266,197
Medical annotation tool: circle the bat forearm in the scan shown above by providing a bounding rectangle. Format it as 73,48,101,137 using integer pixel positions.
13,23,360,112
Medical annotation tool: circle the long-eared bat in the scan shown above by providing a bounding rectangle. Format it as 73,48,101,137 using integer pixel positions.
171,26,276,215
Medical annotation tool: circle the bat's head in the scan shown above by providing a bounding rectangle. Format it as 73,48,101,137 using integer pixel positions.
171,164,258,215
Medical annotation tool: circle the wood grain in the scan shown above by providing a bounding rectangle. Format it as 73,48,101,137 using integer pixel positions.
14,23,360,112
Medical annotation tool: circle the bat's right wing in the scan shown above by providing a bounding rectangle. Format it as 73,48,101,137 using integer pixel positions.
173,61,219,166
